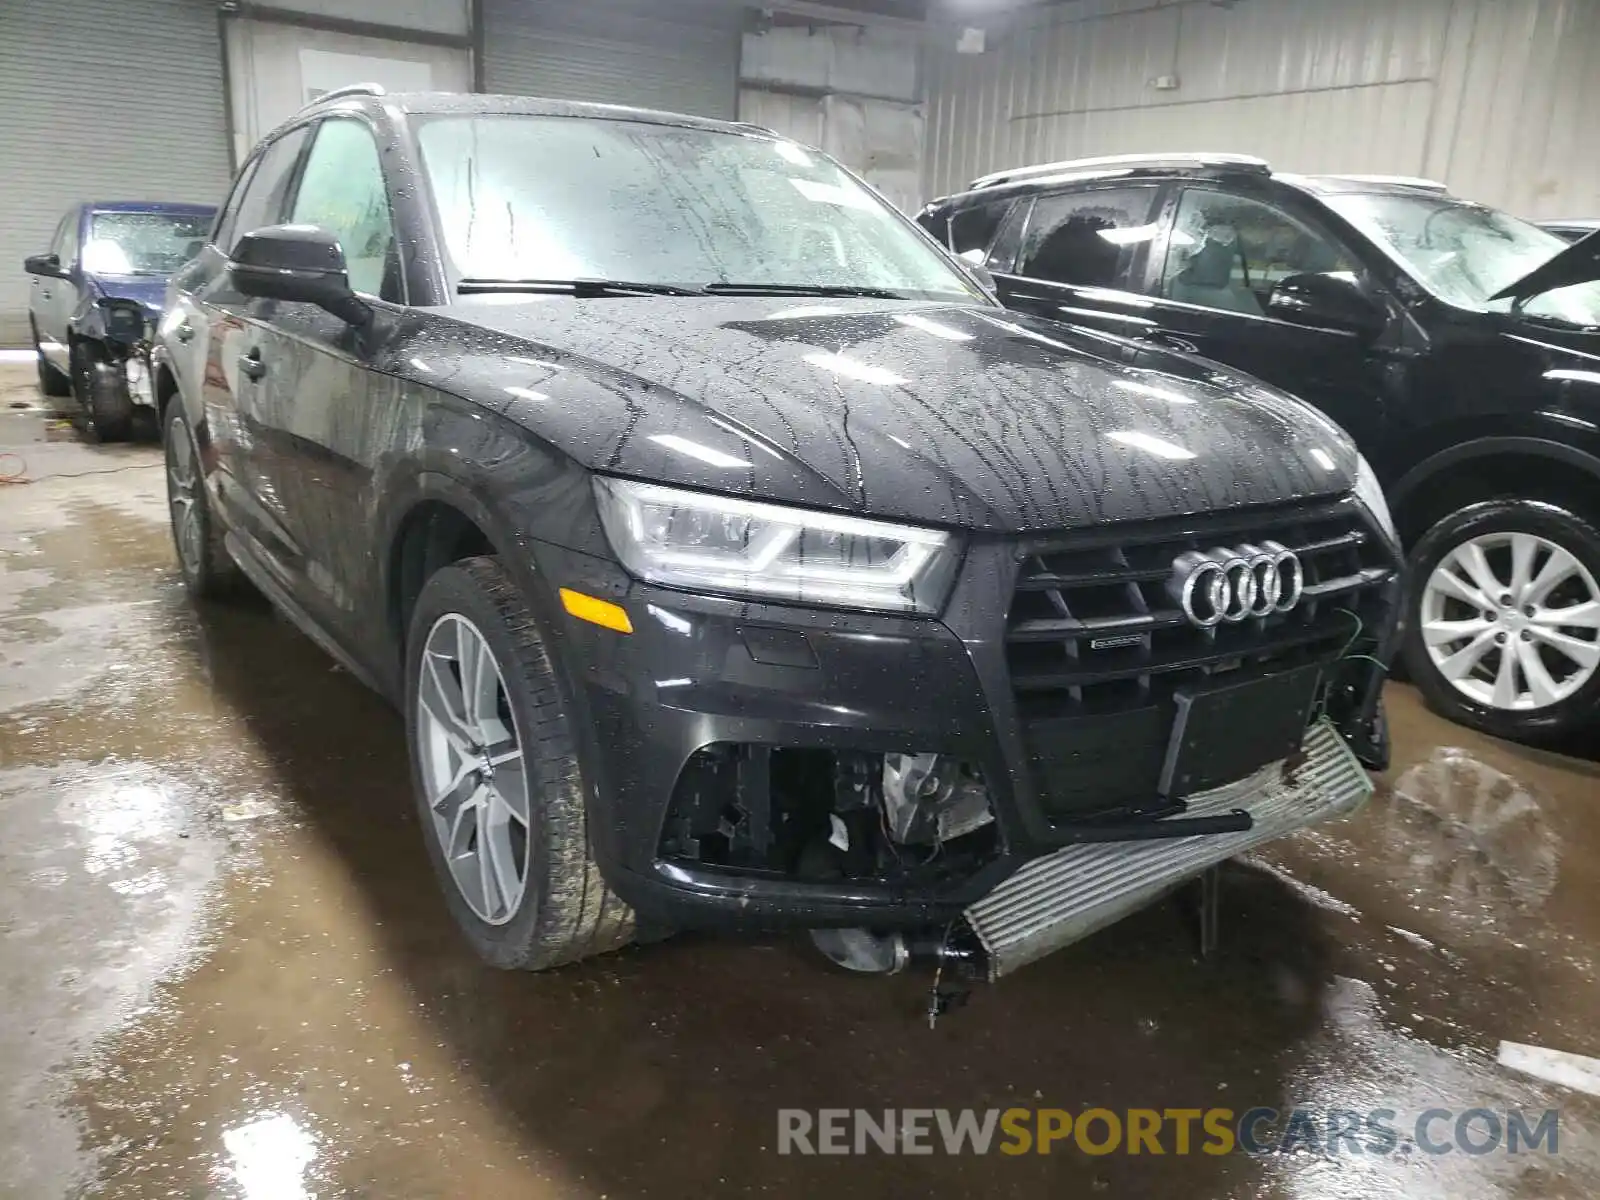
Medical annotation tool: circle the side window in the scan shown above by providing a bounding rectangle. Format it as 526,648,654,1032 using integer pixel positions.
1016,186,1161,289
230,126,312,253
947,200,1013,261
1161,189,1357,317
211,156,261,250
289,118,399,301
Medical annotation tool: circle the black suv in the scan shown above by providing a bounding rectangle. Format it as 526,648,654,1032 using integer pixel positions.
921,155,1600,744
154,95,1396,978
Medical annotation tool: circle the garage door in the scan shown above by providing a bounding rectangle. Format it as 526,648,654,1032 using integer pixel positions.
0,0,232,346
481,0,742,119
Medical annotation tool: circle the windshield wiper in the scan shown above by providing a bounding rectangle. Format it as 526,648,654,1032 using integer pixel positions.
457,278,705,297
701,282,912,299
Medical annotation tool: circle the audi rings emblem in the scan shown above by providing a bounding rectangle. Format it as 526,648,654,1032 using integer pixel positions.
1169,542,1303,627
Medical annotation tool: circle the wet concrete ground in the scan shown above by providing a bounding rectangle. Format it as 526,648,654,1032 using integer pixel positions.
3,360,1600,1199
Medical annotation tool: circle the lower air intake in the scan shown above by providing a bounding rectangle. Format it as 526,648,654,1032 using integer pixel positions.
964,720,1371,979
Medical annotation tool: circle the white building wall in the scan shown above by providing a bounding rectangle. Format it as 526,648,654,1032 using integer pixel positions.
225,21,471,163
924,0,1600,219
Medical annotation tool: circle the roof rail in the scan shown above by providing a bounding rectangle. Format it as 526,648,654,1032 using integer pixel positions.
1328,173,1449,193
301,82,387,111
970,151,1270,191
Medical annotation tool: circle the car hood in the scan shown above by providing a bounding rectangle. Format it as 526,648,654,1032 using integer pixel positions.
435,297,1358,533
88,273,169,312
1490,231,1600,305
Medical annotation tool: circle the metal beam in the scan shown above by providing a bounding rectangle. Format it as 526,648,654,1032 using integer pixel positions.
754,1,928,32
221,3,473,51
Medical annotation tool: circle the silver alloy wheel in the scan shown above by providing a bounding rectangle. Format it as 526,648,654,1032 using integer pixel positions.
1420,530,1600,711
415,613,531,925
165,414,203,576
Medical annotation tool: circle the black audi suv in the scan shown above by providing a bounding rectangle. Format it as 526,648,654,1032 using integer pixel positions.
922,157,1600,745
154,92,1397,978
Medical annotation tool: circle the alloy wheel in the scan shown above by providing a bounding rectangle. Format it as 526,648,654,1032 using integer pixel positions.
415,614,531,925
165,415,203,577
1420,531,1600,711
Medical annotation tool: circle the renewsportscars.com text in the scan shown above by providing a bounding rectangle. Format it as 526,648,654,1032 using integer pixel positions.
776,1107,1561,1157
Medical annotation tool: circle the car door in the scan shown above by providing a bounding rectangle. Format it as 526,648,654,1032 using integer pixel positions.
164,159,259,421
34,211,80,369
28,213,69,364
991,184,1167,340
190,124,313,581
1135,186,1391,452
249,113,406,653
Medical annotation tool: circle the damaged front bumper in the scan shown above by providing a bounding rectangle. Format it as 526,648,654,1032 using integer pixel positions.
965,719,1372,978
532,499,1399,971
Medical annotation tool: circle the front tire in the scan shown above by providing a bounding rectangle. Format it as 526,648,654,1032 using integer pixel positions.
70,341,133,442
405,557,634,970
163,402,245,599
1402,498,1600,742
86,357,134,442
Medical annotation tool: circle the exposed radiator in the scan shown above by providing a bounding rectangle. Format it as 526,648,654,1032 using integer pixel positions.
964,720,1372,979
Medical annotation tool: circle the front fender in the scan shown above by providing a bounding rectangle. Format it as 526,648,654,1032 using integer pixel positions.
1390,434,1600,516
372,387,606,610
67,283,105,341
370,396,595,673
149,339,184,419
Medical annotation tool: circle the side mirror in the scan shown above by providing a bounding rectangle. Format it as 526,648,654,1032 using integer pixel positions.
229,224,371,326
24,253,65,278
1266,272,1385,339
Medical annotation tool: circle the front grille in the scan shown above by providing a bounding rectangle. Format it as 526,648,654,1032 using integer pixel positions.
1004,497,1398,822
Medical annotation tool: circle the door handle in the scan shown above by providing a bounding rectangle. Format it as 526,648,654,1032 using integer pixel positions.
1145,330,1201,355
239,350,267,382
175,321,195,344
40,291,51,301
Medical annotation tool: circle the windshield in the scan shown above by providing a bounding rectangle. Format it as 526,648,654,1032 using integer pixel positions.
84,211,211,276
1324,192,1600,326
415,115,978,301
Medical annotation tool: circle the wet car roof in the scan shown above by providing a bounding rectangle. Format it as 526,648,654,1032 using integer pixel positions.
931,168,1456,211
1274,174,1452,198
86,201,217,215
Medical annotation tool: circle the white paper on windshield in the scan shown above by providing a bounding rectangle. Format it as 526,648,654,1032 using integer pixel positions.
789,178,877,211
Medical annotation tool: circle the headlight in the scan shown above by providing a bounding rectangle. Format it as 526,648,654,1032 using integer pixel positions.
1353,453,1397,542
594,477,962,614
100,298,146,342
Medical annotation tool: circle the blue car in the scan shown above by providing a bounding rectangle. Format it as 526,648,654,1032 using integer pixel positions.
25,201,215,440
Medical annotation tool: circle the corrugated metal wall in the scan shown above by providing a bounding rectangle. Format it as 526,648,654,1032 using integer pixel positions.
1422,0,1600,215
482,0,743,118
924,0,1600,219
0,0,231,345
